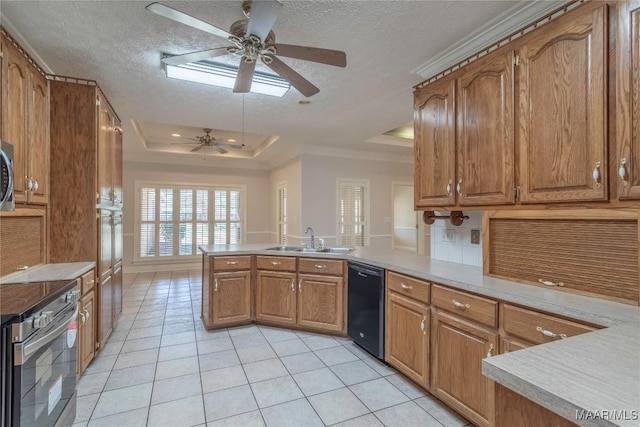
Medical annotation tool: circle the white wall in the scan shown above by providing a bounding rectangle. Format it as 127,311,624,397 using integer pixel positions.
123,161,272,272
430,211,483,267
268,157,302,245
393,183,418,252
299,154,414,251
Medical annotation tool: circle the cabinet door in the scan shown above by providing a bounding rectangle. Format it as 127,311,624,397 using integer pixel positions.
431,309,499,427
385,292,429,388
27,69,49,205
113,263,122,322
616,0,640,199
2,39,29,203
255,270,297,325
79,291,96,375
457,49,515,206
500,337,531,354
113,211,122,265
97,95,113,206
113,123,123,207
99,275,113,347
297,274,344,332
212,271,252,326
99,210,113,282
517,3,607,203
414,77,456,207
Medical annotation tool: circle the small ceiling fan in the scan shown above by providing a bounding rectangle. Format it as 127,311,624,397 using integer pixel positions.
172,128,245,154
146,0,347,97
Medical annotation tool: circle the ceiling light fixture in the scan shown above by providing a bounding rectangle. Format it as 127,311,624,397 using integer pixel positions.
164,56,290,97
171,133,181,137
228,139,236,143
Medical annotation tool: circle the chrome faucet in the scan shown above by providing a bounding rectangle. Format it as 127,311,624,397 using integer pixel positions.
305,227,315,249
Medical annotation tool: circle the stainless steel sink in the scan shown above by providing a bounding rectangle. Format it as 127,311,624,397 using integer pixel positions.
264,246,354,254
265,246,303,252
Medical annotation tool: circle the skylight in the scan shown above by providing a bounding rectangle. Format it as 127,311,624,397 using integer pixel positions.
164,58,291,97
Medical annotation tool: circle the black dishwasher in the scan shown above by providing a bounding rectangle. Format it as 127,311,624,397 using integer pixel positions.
347,261,385,359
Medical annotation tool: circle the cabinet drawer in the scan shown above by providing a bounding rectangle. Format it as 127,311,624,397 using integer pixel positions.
81,270,96,295
256,255,296,272
298,258,344,275
432,284,498,328
502,304,597,345
213,256,252,271
387,271,430,304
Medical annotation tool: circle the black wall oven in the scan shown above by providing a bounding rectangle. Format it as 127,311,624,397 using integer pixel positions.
1,279,80,427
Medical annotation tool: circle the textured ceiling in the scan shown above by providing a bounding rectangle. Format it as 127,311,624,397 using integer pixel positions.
1,0,541,169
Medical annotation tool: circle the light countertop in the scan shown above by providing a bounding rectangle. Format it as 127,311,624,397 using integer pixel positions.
0,261,96,284
200,244,640,426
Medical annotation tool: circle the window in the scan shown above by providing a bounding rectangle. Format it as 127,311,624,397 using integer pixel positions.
136,183,245,261
337,179,369,247
277,183,287,244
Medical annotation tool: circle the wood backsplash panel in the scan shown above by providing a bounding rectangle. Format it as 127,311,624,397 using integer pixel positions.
488,218,639,305
0,216,44,277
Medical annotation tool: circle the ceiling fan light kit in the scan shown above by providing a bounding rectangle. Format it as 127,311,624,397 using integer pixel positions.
171,128,245,155
147,0,347,97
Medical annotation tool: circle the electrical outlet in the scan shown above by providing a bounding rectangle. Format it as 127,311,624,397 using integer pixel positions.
470,229,480,245
442,229,454,242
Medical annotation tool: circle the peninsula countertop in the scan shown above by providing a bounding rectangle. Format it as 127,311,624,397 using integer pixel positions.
200,244,640,426
0,261,96,284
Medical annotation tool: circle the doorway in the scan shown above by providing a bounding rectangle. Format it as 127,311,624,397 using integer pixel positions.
392,182,429,255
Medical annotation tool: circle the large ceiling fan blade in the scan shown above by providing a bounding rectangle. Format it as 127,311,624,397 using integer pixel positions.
234,60,257,93
212,145,228,154
163,48,229,66
246,0,282,42
190,144,206,152
273,44,346,67
265,56,319,97
217,143,246,150
146,2,232,40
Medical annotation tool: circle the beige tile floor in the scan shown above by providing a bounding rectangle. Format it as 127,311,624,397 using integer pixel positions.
72,270,473,427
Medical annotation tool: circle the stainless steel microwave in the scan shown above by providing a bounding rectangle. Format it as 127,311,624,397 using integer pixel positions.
0,139,15,211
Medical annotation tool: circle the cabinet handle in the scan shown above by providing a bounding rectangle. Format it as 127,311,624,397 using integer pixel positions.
592,161,602,188
536,326,567,339
446,179,452,196
290,279,295,291
298,280,302,292
456,179,463,194
80,312,86,324
85,280,95,285
84,309,90,321
452,300,470,310
16,265,29,271
420,315,426,335
619,158,629,186
538,279,564,287
26,177,33,191
32,179,39,191
214,279,219,292
314,264,326,270
226,261,238,266
271,261,281,266
400,283,413,290
487,343,494,358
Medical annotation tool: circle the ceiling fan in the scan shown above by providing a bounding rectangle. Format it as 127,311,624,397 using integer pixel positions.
173,128,245,154
146,0,347,97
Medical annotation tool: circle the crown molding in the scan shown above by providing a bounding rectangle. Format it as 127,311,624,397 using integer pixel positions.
299,144,413,164
413,1,566,79
1,17,54,74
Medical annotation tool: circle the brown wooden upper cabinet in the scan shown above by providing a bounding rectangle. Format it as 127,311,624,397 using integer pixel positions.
413,1,631,210
1,33,49,206
517,2,607,203
616,0,640,199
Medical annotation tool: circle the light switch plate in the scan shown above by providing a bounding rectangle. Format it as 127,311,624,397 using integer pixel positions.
470,229,480,245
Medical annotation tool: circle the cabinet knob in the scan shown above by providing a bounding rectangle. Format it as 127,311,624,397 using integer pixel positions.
446,179,452,196
314,264,326,270
271,261,281,266
400,283,413,291
456,179,463,194
452,300,470,310
226,261,238,266
592,161,602,189
536,326,567,340
619,158,629,187
486,343,494,358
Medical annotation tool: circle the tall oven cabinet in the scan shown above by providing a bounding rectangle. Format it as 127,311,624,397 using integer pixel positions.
48,78,123,354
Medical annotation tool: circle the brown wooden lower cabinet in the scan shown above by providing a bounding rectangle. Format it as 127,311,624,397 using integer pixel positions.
385,291,429,388
494,383,578,427
500,337,531,353
78,290,96,375
211,271,252,326
255,270,297,325
99,275,113,347
431,309,499,427
297,273,344,332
